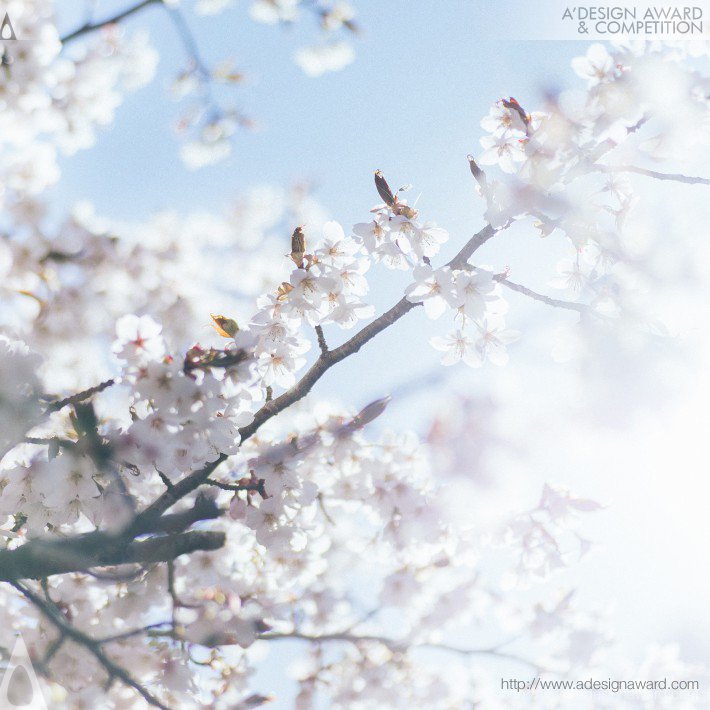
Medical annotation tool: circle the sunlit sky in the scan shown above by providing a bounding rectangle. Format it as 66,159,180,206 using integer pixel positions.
49,0,710,700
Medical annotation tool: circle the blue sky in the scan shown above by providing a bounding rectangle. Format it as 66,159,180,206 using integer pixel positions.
54,1,588,229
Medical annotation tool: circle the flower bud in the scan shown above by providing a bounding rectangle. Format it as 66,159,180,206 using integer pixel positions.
350,395,392,429
290,226,306,268
374,170,396,207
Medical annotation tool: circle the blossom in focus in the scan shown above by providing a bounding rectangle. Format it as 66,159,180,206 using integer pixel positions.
113,314,165,365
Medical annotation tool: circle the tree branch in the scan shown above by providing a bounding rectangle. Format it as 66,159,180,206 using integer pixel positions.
495,276,599,315
0,530,225,582
258,630,543,671
596,164,710,186
60,0,162,44
314,325,329,354
11,581,171,709
44,378,116,413
125,224,502,526
0,494,224,581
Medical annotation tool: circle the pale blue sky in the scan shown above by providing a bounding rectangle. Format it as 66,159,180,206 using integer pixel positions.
54,1,588,228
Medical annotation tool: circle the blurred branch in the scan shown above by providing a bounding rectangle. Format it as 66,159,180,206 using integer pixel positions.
60,0,162,43
12,581,170,709
259,630,544,671
596,164,710,186
163,4,211,77
24,436,76,450
495,276,600,316
60,0,211,85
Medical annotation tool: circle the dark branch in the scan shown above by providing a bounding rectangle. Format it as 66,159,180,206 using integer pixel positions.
60,0,162,44
44,379,115,413
12,581,171,709
0,495,223,581
0,530,224,582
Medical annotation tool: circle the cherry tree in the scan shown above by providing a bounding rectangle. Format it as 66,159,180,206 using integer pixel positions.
1,2,709,708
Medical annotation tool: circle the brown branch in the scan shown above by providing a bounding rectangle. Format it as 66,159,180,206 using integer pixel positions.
314,325,329,354
0,495,224,581
0,530,225,582
447,224,496,268
125,224,501,527
124,456,228,537
206,478,265,494
11,581,171,709
596,164,710,186
60,0,162,43
44,379,115,413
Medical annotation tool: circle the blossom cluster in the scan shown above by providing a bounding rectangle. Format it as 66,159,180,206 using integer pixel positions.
234,220,373,387
475,41,710,350
0,1,157,203
408,264,520,367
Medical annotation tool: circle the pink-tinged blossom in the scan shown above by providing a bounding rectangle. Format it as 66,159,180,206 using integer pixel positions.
478,132,527,174
257,341,308,388
113,314,165,365
431,318,519,368
471,317,521,366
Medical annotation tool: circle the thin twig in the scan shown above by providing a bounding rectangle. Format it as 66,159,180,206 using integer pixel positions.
45,379,115,413
258,631,543,671
60,0,162,43
596,164,710,186
496,277,598,315
11,582,171,709
97,622,174,645
206,478,264,494
163,5,210,76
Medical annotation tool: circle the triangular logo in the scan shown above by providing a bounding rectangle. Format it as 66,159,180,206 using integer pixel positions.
0,635,48,710
1,13,17,41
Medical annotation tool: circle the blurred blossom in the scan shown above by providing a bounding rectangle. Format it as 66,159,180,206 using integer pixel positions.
294,41,355,77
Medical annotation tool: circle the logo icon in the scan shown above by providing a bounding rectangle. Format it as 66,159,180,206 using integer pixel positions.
1,12,17,41
0,635,48,710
